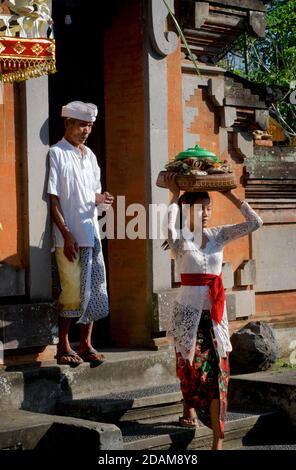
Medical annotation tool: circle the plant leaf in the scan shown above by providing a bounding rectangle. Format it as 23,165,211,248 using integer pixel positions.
162,0,200,76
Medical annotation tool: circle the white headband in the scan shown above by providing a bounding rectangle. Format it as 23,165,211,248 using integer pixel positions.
61,101,98,122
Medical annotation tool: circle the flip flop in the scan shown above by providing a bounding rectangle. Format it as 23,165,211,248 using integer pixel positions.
56,350,83,365
179,416,199,429
78,348,106,363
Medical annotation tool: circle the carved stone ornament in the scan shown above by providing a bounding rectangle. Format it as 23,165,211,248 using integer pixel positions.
149,0,179,57
249,11,266,39
208,77,225,107
255,109,269,130
233,132,254,159
195,1,209,29
220,106,237,128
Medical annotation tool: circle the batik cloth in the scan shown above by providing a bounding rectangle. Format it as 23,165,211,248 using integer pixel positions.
55,237,109,324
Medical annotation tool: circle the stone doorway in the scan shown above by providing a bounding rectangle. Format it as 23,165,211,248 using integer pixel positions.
48,0,111,347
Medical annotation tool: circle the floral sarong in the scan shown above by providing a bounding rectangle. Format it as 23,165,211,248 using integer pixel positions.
176,310,230,437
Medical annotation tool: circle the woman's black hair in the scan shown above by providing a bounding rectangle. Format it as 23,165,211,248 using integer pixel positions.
178,191,211,206
162,191,211,250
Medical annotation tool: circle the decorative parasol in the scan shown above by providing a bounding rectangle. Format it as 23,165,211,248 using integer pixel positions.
0,0,56,83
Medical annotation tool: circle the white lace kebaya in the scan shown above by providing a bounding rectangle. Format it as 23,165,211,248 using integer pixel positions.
167,201,263,364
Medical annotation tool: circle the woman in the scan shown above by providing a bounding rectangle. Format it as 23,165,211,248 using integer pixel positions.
164,173,263,450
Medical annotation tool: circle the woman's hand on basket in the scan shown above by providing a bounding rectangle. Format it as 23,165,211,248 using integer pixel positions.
163,172,180,200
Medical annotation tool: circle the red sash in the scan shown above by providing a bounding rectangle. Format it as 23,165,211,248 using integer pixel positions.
180,273,224,324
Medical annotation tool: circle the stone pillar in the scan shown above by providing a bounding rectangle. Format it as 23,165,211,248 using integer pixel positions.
145,0,179,293
21,77,52,300
104,0,152,347
104,0,179,347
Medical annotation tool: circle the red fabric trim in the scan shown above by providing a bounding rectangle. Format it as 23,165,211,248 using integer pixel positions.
0,37,55,60
0,37,55,82
180,272,225,324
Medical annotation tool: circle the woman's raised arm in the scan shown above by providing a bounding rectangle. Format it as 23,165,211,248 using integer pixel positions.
213,190,263,245
162,173,181,251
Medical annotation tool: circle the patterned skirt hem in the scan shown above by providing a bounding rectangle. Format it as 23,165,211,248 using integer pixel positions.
175,310,230,438
59,309,81,319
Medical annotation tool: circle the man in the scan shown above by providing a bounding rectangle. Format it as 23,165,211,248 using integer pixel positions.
48,101,114,364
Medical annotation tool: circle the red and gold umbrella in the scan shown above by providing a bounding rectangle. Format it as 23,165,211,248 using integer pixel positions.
0,0,56,83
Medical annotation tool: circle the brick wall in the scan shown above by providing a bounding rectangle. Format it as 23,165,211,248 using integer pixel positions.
256,292,296,316
104,0,151,347
0,84,23,268
183,84,250,272
167,42,183,159
180,73,296,318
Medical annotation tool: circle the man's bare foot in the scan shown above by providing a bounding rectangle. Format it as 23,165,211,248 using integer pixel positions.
56,350,83,364
77,348,106,363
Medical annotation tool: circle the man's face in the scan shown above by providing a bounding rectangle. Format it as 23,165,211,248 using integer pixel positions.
65,118,93,146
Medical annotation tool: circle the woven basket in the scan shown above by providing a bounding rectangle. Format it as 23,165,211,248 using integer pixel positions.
156,171,237,191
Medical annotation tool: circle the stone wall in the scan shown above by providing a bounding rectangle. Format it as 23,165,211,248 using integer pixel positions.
246,146,296,315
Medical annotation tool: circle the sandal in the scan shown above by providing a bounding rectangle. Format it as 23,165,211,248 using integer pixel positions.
78,348,106,363
179,416,199,429
56,350,83,365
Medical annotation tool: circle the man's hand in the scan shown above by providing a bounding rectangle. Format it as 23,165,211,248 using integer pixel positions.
95,191,114,206
63,232,79,262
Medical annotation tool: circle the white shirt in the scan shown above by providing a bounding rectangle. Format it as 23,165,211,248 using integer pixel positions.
167,201,263,361
47,138,102,247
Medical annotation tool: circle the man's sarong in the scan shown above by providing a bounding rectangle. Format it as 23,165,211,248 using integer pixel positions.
55,237,109,324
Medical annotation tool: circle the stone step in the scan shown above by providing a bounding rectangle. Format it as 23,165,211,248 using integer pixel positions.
238,444,296,450
56,383,182,422
0,409,122,451
55,382,292,451
228,369,296,428
120,408,285,450
235,412,296,450
0,348,177,413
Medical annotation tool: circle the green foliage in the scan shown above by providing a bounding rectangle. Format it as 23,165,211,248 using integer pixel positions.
219,0,296,137
251,0,296,86
271,355,296,371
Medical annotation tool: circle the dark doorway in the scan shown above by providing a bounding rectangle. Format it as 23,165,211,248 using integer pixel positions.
48,0,111,346
49,0,105,169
